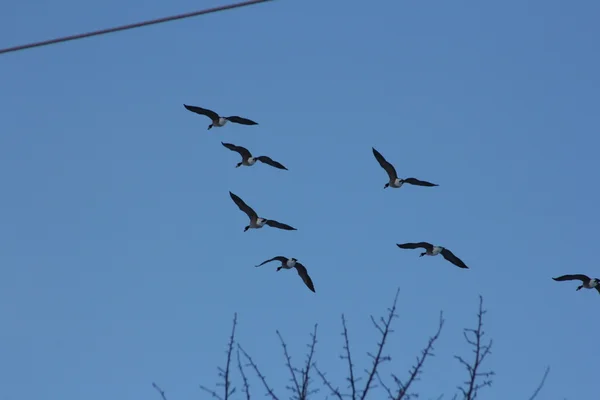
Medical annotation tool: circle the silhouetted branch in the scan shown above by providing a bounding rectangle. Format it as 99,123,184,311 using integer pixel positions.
158,290,554,400
278,329,302,396
274,325,320,399
152,382,168,400
313,317,349,400
238,344,279,400
454,295,494,400
236,348,251,400
341,314,358,400
391,311,445,400
313,366,344,400
527,366,550,400
359,287,400,399
300,324,319,399
200,313,238,399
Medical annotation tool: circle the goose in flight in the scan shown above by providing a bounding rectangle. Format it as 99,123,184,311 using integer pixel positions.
372,147,438,189
552,274,600,294
255,256,315,292
183,104,258,130
221,142,288,170
229,191,296,232
396,242,469,269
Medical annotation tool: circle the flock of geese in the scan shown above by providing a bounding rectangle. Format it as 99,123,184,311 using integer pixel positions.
183,103,599,297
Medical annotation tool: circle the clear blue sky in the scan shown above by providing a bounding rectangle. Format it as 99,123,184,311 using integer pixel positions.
1,1,598,399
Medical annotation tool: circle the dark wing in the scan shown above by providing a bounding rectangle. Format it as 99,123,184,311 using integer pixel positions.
255,256,288,267
294,262,315,292
396,242,434,251
552,274,590,283
229,191,258,221
183,104,219,120
226,116,258,125
265,220,297,230
221,142,252,159
403,177,438,187
372,147,397,180
596,286,600,294
441,248,469,269
255,156,288,170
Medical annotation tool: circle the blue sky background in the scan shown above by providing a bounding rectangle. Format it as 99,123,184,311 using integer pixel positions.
1,0,599,399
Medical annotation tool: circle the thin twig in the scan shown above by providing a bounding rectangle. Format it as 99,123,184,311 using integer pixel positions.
278,330,302,397
454,295,494,400
393,311,445,400
359,288,400,400
375,372,395,399
239,344,279,400
200,313,238,400
152,382,168,400
341,315,358,400
527,366,550,400
236,348,251,400
314,365,344,400
300,324,319,399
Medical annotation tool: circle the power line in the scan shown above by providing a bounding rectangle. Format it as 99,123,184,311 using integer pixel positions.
0,0,273,56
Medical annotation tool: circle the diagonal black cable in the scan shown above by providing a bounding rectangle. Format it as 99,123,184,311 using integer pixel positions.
0,0,273,56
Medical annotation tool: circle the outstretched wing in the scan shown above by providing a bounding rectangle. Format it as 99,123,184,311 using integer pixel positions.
596,286,600,294
403,177,438,187
222,142,252,159
396,242,434,251
256,156,288,170
295,262,315,292
229,191,258,221
441,248,469,269
265,220,297,230
183,104,219,120
226,116,258,125
552,274,590,283
255,256,288,267
372,147,397,181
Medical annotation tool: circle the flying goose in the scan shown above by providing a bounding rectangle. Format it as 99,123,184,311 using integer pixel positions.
221,142,288,170
183,104,258,130
229,191,296,232
552,274,600,294
396,242,469,269
255,256,315,292
372,147,438,189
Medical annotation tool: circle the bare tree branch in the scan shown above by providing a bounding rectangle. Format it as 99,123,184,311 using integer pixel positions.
200,313,238,400
527,366,550,400
341,314,358,400
152,382,168,400
275,325,319,399
156,290,552,400
454,295,494,400
359,287,400,399
300,324,319,399
236,348,251,400
314,365,344,400
278,329,302,397
392,311,445,400
375,372,395,399
238,344,279,400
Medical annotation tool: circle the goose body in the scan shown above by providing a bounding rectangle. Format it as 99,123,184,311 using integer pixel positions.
396,242,469,269
221,142,288,170
255,256,315,292
229,191,296,232
552,274,600,294
183,104,258,130
372,147,438,189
